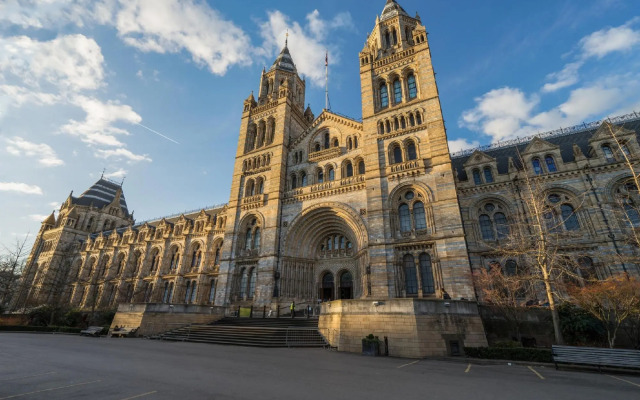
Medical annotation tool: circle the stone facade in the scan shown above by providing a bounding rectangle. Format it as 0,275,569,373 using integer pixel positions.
13,1,640,356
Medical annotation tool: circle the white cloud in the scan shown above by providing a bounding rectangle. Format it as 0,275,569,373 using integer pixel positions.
448,138,480,153
580,23,640,59
0,34,105,92
104,168,127,179
460,87,539,141
259,9,354,86
115,0,252,75
542,61,582,93
0,182,43,195
95,148,151,162
59,96,142,147
28,214,50,222
5,136,64,166
49,201,61,209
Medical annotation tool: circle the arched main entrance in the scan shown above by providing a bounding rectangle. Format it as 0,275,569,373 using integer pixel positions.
281,203,368,303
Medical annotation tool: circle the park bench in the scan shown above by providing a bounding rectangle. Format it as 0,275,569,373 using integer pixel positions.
109,327,138,338
552,345,640,372
80,326,104,337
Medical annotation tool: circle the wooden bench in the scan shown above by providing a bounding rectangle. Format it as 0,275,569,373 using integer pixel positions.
552,345,640,372
80,326,104,337
109,327,138,338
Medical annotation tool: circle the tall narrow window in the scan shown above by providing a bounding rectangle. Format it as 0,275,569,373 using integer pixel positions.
253,228,261,249
358,160,365,175
545,156,557,172
328,167,335,181
400,116,406,129
208,279,216,303
413,201,427,230
479,214,495,240
380,83,389,108
346,162,353,177
185,281,191,303
561,204,580,231
602,145,615,162
407,141,417,160
291,175,297,189
404,254,418,295
257,179,264,194
168,282,174,303
248,269,256,298
505,260,517,276
472,169,482,185
392,29,398,45
624,201,640,227
324,132,330,149
190,281,197,303
393,145,403,164
419,253,435,294
245,229,252,250
532,158,543,175
416,113,422,125
354,137,358,148
409,114,415,126
240,269,247,298
393,79,402,103
399,204,411,232
301,172,307,186
483,167,493,183
317,169,324,183
494,212,509,238
214,248,220,265
407,74,417,99
621,143,631,157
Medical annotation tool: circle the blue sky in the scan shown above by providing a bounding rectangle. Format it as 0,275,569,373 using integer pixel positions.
1,0,640,247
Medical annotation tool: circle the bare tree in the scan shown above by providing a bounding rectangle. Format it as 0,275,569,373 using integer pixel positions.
473,262,537,342
569,275,640,348
0,236,31,311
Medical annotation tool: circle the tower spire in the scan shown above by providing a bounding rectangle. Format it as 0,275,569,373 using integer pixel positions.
285,29,288,47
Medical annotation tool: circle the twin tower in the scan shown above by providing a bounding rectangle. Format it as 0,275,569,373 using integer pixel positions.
215,0,474,308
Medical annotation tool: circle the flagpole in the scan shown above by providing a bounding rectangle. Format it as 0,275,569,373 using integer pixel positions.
325,50,329,110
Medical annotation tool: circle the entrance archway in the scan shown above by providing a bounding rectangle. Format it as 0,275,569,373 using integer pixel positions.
339,271,353,299
321,272,334,301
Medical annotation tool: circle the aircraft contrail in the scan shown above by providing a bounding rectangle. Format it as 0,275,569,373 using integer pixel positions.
135,122,180,144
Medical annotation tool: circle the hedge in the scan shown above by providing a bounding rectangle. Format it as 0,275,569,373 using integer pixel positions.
0,325,82,334
464,347,553,363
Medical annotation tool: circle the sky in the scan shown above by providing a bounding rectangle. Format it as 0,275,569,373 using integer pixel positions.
1,0,640,248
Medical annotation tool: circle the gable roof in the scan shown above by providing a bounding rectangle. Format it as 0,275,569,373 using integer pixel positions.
451,114,640,181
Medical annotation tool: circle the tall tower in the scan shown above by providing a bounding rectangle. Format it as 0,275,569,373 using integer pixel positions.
216,40,312,307
359,0,474,299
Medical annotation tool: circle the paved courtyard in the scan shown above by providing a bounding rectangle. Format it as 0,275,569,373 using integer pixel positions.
1,333,639,400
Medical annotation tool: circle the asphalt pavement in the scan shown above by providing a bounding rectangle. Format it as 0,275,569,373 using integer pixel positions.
1,333,639,400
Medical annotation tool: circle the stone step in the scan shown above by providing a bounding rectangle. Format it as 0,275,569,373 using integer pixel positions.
157,317,326,348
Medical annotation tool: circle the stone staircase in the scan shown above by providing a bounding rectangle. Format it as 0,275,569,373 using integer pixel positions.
158,317,328,348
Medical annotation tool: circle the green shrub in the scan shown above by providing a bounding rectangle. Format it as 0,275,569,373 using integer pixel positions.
558,303,605,346
464,346,553,363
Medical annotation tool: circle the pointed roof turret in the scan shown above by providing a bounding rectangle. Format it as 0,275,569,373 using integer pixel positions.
74,177,131,217
269,39,297,73
381,0,409,21
43,211,56,226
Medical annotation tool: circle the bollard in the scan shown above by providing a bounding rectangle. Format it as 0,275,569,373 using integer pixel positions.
384,336,389,356
250,305,253,318
263,305,266,318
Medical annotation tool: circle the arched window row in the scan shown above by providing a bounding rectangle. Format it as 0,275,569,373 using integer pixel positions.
383,27,398,49
291,158,366,189
242,153,272,172
346,135,360,151
601,142,632,164
244,176,266,197
376,72,418,110
388,139,418,164
414,33,426,44
471,166,495,185
543,193,581,233
244,118,276,153
190,243,202,271
614,180,640,228
477,202,510,241
311,131,339,153
318,234,353,257
184,279,198,304
292,150,304,164
237,267,257,300
402,252,435,296
377,110,423,135
395,189,432,235
243,218,261,253
162,281,174,303
530,154,558,175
